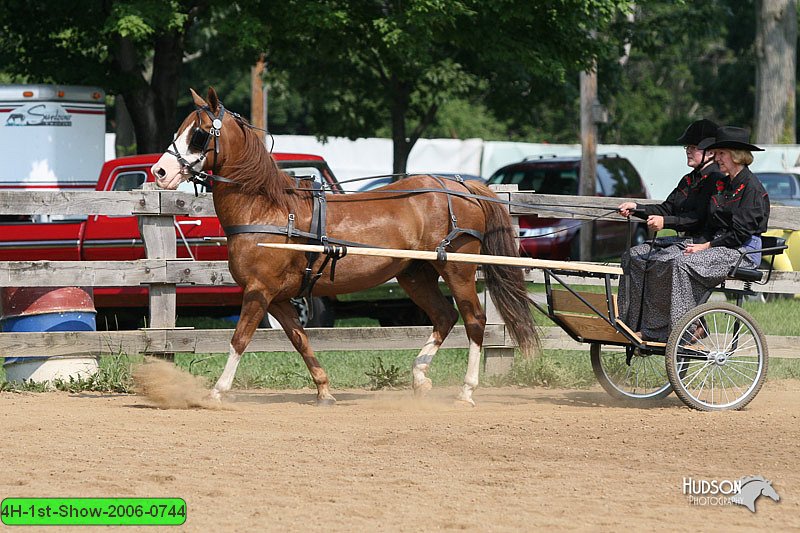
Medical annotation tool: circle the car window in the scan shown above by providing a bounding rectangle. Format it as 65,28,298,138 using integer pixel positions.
111,171,146,191
758,173,797,199
599,158,643,196
595,164,612,195
488,166,579,194
281,164,325,186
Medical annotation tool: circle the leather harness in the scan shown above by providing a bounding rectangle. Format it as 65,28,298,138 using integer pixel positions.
170,103,485,298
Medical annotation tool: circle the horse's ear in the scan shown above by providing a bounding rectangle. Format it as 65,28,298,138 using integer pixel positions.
207,87,220,113
190,88,207,108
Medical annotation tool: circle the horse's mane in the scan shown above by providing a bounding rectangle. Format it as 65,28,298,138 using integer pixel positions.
227,115,302,211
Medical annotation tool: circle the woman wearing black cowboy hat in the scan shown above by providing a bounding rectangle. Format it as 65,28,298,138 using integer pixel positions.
617,119,723,333
628,126,770,342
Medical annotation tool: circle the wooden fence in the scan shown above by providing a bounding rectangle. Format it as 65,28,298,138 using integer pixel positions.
0,186,798,375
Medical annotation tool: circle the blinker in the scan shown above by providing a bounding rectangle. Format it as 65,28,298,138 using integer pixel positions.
189,127,211,152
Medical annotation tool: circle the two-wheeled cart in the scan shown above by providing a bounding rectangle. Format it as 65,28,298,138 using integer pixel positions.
534,236,787,411
258,237,787,411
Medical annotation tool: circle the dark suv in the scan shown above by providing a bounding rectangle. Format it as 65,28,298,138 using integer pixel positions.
486,155,650,260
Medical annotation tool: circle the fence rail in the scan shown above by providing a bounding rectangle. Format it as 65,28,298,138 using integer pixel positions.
1,188,798,373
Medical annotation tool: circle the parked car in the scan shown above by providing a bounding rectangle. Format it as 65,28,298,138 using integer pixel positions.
357,173,484,192
486,155,650,260
755,172,800,275
756,172,800,207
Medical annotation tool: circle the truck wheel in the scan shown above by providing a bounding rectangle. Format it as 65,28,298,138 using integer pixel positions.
378,306,431,327
304,297,336,327
260,297,335,328
631,226,648,247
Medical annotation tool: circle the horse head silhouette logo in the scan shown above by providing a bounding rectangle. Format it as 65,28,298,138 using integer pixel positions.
730,476,780,512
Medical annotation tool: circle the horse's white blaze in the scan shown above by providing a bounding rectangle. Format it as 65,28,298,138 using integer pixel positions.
412,334,440,389
457,339,481,406
153,127,193,190
212,344,242,397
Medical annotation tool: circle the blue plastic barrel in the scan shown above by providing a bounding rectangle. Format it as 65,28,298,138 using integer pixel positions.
1,287,98,382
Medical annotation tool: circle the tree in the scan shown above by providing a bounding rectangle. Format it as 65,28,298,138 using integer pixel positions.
265,1,632,174
596,1,749,144
0,0,264,153
754,0,797,144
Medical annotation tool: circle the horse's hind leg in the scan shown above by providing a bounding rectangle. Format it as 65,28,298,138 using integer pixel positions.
396,264,459,396
268,299,336,406
211,290,267,400
439,265,486,407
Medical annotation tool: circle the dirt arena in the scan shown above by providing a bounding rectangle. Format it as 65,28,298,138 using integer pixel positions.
1,378,799,531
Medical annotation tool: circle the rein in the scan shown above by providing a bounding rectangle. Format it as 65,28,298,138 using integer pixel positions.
165,103,626,295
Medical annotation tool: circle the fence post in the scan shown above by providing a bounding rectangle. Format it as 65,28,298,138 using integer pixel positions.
483,184,519,376
138,184,177,334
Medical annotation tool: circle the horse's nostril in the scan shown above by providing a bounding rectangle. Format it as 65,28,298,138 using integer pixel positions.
154,166,166,178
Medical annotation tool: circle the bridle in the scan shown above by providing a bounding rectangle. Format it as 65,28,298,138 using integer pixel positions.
166,104,234,191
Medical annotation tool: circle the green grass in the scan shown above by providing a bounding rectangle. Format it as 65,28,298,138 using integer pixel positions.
2,294,800,393
740,296,800,336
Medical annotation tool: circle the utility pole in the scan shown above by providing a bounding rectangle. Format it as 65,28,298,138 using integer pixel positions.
250,54,267,144
579,62,608,261
579,66,598,261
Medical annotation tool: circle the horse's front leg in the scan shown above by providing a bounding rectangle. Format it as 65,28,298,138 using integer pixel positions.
269,299,336,406
211,292,267,400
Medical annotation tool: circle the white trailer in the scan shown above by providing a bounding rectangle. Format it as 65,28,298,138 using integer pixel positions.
0,84,105,190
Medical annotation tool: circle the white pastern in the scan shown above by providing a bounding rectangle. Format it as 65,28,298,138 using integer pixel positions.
412,334,439,394
456,340,481,406
211,344,242,398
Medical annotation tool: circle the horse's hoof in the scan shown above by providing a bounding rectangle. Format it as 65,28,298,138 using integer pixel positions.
316,397,336,407
209,389,222,402
453,398,476,408
413,377,433,397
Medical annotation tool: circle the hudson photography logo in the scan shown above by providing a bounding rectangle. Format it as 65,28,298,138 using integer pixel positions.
683,476,780,512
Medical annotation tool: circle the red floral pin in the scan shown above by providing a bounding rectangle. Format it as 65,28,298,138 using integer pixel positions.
732,183,745,197
716,180,725,193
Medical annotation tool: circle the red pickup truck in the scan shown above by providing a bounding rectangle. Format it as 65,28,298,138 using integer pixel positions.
0,153,349,328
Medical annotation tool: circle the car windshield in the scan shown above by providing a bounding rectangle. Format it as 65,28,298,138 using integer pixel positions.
758,173,797,199
487,166,579,194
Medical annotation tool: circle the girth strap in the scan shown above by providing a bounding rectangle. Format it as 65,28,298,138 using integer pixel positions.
427,175,484,260
301,182,328,297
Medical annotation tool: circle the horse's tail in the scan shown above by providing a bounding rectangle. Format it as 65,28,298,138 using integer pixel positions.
464,181,540,358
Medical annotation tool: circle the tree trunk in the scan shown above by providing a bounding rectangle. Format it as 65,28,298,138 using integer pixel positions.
390,79,412,176
754,0,797,144
113,94,136,156
150,32,184,151
112,32,185,155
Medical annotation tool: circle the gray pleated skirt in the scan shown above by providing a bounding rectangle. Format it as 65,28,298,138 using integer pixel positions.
618,238,756,342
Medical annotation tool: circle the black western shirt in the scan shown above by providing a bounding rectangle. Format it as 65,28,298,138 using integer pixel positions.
701,166,770,248
642,162,721,237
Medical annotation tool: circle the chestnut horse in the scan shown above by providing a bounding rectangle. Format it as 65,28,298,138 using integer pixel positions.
152,88,538,406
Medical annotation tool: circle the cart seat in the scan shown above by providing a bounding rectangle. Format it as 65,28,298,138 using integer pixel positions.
727,268,763,282
726,236,787,282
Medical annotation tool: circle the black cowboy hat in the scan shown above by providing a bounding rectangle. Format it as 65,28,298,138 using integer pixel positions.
676,119,718,146
700,126,764,152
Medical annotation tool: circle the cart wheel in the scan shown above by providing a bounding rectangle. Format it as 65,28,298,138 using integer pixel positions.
665,302,768,411
590,343,673,401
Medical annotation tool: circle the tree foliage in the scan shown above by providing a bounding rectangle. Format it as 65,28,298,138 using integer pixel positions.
264,0,632,172
0,0,793,162
0,0,265,153
597,0,759,144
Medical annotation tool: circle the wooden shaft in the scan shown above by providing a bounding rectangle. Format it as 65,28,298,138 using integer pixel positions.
256,242,623,275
